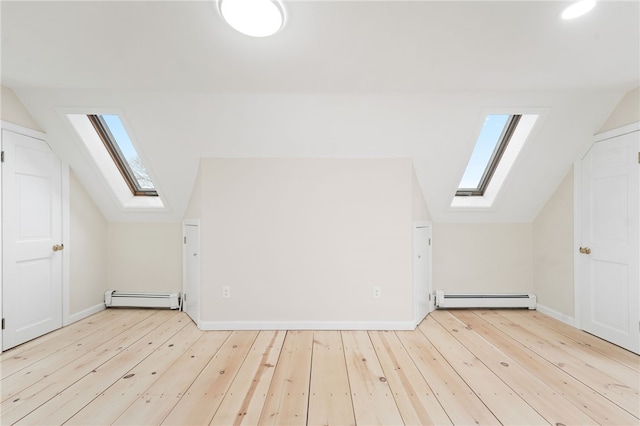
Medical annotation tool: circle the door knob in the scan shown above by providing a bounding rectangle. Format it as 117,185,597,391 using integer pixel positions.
579,246,591,255
52,244,64,252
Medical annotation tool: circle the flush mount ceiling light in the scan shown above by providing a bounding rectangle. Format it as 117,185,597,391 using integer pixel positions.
561,0,596,20
218,0,285,37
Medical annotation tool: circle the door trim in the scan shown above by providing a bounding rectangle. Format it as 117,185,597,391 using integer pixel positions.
61,164,71,326
574,121,640,332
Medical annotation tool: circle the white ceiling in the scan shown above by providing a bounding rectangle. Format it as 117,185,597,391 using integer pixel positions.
2,1,638,222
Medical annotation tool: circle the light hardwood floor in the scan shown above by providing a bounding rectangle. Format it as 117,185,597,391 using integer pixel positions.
1,308,638,425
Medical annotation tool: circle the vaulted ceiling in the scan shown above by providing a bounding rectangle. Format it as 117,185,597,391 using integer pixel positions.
2,1,638,222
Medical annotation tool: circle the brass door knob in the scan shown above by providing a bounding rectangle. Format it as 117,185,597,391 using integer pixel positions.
579,246,591,255
52,244,64,252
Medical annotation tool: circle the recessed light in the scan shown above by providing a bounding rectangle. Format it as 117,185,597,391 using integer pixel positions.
218,0,285,38
561,0,596,20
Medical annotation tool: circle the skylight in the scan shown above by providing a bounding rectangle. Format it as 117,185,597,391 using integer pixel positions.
456,114,521,196
88,114,157,197
66,113,164,210
452,113,539,208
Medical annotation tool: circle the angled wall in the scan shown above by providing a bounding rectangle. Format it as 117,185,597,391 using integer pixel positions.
2,86,111,321
412,166,431,222
598,87,640,134
1,86,42,131
533,169,574,318
533,86,640,322
69,170,109,317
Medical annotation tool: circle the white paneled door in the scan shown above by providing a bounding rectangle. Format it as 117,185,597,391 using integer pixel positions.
414,223,432,326
183,222,200,326
579,129,639,354
2,129,63,351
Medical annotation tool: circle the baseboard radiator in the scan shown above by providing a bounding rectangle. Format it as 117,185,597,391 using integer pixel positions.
104,290,180,310
435,290,536,309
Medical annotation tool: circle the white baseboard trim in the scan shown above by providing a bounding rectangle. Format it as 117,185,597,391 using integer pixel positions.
68,303,106,324
536,304,576,327
198,320,415,331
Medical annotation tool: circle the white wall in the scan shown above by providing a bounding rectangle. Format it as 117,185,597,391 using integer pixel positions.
533,169,574,317
2,86,113,321
107,223,182,293
3,85,184,316
433,223,534,294
432,88,640,313
183,165,202,220
530,87,639,321
196,158,415,327
412,166,431,222
1,86,42,131
7,82,637,327
598,87,640,134
69,170,109,315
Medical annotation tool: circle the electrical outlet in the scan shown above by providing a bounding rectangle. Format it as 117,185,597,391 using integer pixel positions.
222,286,231,298
373,286,381,298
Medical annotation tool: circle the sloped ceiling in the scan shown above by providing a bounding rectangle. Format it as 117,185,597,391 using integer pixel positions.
2,1,638,222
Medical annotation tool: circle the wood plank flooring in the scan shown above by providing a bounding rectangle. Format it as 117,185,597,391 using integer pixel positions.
1,308,638,425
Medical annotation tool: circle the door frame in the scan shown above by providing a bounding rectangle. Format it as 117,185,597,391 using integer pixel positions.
573,121,640,332
1,121,71,350
413,221,433,327
182,219,201,328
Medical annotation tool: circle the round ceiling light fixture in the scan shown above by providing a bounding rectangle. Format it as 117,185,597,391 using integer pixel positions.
218,0,285,37
561,0,596,20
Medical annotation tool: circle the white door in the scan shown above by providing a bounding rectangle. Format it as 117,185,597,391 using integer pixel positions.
2,129,63,351
579,130,639,354
414,224,432,326
183,222,200,326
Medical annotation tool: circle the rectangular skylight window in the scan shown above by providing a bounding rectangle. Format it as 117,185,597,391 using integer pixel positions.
456,114,521,196
88,114,157,196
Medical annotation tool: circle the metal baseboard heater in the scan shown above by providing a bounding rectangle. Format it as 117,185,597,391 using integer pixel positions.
436,290,536,309
105,290,180,309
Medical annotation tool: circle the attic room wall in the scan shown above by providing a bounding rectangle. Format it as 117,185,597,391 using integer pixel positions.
533,169,574,318
3,87,184,302
197,158,415,327
532,86,639,322
2,85,112,321
597,87,640,134
1,86,41,131
432,224,534,294
69,170,108,316
412,166,431,222
184,165,202,220
107,223,182,294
